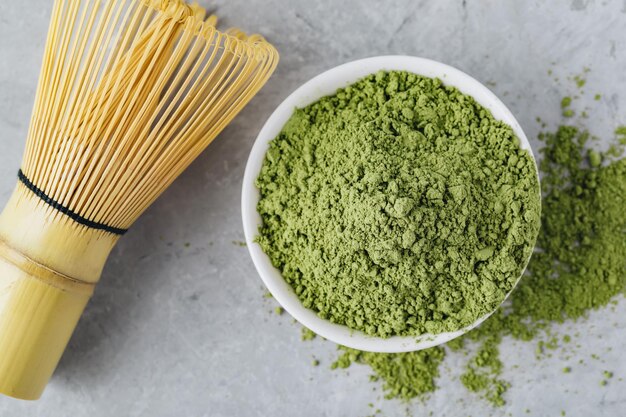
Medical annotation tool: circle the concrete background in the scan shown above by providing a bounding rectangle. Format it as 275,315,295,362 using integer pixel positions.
0,1,625,416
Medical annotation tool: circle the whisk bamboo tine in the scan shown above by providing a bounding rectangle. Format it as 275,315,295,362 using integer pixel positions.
108,39,239,224
87,27,199,221
71,14,172,215
25,0,62,172
189,2,206,20
48,2,104,199
226,27,248,40
105,35,221,220
121,53,277,225
105,30,266,224
206,14,218,27
0,0,278,400
58,1,150,206
33,0,81,187
79,20,182,219
61,1,141,207
96,32,209,222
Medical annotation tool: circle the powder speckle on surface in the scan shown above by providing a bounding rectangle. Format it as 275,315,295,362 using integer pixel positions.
573,75,586,89
616,126,626,144
256,71,540,338
561,96,572,108
301,327,317,341
561,96,574,118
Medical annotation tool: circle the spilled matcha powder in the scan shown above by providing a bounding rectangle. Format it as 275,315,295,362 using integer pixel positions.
332,346,445,401
257,71,540,338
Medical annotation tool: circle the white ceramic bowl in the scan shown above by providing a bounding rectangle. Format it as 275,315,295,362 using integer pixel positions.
242,55,537,353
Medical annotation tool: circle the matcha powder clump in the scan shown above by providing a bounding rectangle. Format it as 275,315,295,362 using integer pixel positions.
256,71,541,338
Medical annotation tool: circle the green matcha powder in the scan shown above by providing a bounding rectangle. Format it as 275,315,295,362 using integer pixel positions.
256,71,541,338
331,124,626,406
259,71,626,408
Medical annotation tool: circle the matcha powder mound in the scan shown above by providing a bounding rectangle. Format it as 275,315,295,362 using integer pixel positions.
256,71,540,338
328,124,626,404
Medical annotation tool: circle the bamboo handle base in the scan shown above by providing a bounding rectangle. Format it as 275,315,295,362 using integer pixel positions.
0,256,91,400
0,185,119,400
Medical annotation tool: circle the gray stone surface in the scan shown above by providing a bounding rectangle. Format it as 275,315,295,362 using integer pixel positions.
0,1,625,416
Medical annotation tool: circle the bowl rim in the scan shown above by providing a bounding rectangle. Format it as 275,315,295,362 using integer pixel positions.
241,55,538,353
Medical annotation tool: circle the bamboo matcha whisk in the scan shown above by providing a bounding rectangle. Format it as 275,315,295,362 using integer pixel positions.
0,0,278,400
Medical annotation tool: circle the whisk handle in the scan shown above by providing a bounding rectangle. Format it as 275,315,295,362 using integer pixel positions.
0,184,118,400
